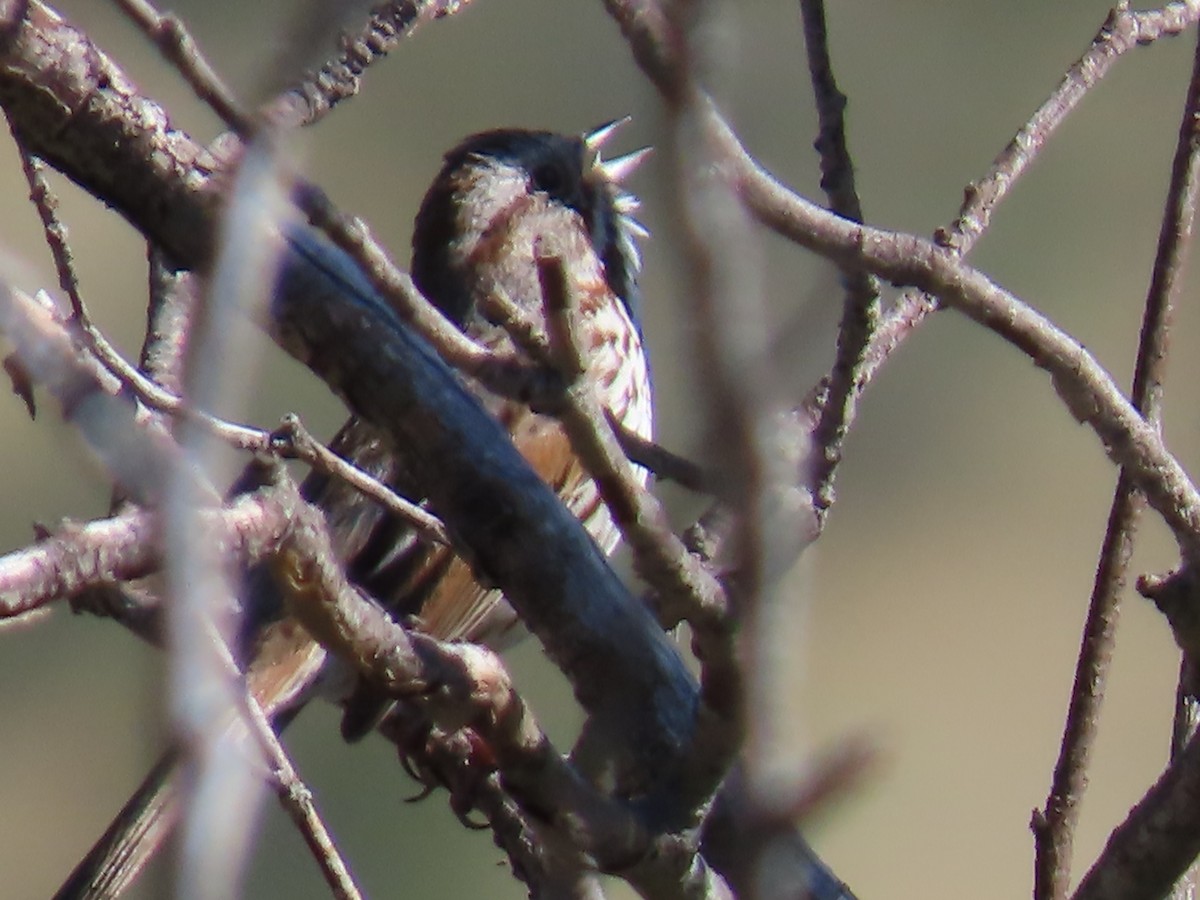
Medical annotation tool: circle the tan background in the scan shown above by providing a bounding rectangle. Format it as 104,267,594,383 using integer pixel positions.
1,1,1196,897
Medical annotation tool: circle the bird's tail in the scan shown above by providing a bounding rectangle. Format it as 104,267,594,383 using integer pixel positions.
54,750,182,900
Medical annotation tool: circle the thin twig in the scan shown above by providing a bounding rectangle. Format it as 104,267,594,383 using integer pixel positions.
612,0,1200,442
5,104,175,633
754,734,877,827
4,115,184,418
654,5,809,898
137,0,476,141
602,0,1200,570
266,773,361,900
1034,475,1144,900
111,0,253,134
1072,716,1200,900
163,135,288,900
502,257,730,630
112,0,546,413
1035,23,1200,900
65,253,202,631
612,420,715,494
208,620,361,900
861,0,1200,398
694,2,1200,601
8,126,80,311
263,0,478,130
272,481,651,870
3,118,267,454
67,327,448,548
638,97,1200,567
269,413,450,546
120,0,542,408
293,181,550,404
798,0,880,517
0,275,289,634
141,252,199,397
658,0,761,749
4,130,451,551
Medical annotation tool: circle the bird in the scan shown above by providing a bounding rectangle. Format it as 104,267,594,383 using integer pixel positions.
58,122,654,897
247,122,655,737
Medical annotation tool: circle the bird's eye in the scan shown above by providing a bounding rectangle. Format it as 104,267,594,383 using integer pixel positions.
531,162,565,196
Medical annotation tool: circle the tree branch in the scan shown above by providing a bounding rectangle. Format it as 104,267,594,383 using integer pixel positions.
0,0,705,825
1035,20,1200,900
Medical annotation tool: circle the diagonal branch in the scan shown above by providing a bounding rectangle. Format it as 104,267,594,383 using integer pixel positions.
1034,22,1200,900
1072,718,1200,900
656,105,1200,566
112,0,252,134
0,0,704,820
797,0,881,518
606,0,1200,566
263,0,479,131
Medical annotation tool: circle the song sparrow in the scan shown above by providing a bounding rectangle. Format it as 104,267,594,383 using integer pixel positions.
60,123,653,895
292,123,655,737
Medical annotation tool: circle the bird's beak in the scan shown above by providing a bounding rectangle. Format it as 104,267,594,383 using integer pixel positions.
584,117,633,151
585,118,652,186
597,146,653,185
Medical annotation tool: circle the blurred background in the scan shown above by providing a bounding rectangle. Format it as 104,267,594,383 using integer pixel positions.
2,0,1197,897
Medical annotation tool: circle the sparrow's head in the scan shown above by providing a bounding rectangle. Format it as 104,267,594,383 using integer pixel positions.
411,123,649,328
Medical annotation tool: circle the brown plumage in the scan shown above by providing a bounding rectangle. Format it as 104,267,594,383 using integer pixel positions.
57,126,654,899
246,126,654,738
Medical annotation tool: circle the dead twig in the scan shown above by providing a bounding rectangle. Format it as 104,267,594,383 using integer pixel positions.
1037,20,1200,900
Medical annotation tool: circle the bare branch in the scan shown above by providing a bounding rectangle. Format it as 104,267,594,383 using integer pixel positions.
797,0,881,518
5,115,451,556
219,617,361,900
0,2,708,814
4,115,198,442
652,0,765,804
1072,720,1200,900
268,414,449,546
263,0,478,130
0,246,353,897
268,467,738,898
0,482,293,620
612,421,715,494
0,279,181,507
163,134,290,900
856,1,1200,409
273,478,646,858
662,110,1200,566
141,252,198,396
7,119,81,311
266,771,362,900
111,0,252,134
66,252,202,630
514,254,730,631
607,1,1200,524
292,180,552,404
1035,22,1200,900
649,5,829,900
